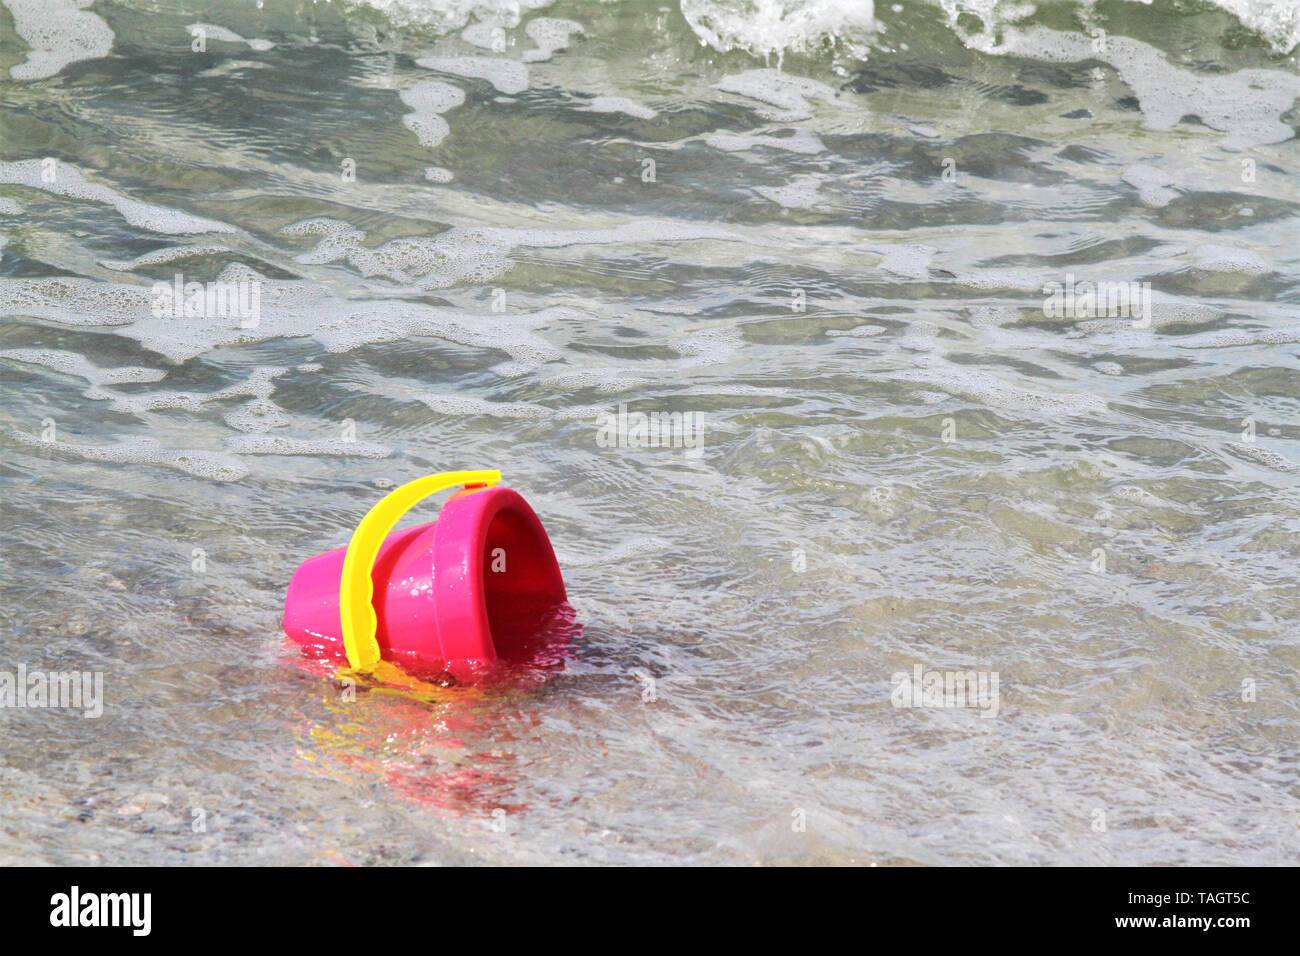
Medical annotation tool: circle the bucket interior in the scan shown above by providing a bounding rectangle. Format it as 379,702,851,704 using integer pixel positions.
480,506,566,663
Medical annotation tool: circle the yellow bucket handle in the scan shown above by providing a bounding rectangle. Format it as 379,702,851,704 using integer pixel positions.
339,470,501,672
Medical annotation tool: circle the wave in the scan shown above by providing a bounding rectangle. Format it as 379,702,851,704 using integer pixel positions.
345,0,1300,57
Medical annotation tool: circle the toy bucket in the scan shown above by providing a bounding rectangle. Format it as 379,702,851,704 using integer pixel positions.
283,471,570,683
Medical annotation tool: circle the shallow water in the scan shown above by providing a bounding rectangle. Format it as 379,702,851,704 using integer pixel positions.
1,0,1298,865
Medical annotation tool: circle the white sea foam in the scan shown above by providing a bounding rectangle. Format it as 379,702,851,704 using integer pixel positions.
1177,325,1300,349
415,56,529,94
196,59,274,79
0,268,575,370
279,217,366,265
1111,485,1178,508
670,325,745,366
1122,165,1179,208
894,356,1108,418
355,0,1299,59
224,399,292,433
10,431,249,482
705,128,824,154
585,97,658,120
952,268,1044,292
681,0,876,58
187,23,275,52
755,174,830,209
3,0,114,81
941,0,1299,54
873,243,937,279
1190,244,1270,276
1074,293,1221,334
897,320,941,351
226,435,393,458
982,26,1300,149
538,368,654,392
522,18,583,61
0,159,235,234
0,348,167,397
354,0,553,32
417,394,549,419
1227,441,1298,473
399,80,466,148
1198,0,1300,53
285,217,739,289
414,392,602,420
462,21,508,50
100,366,287,416
99,244,234,271
826,324,887,337
714,69,839,120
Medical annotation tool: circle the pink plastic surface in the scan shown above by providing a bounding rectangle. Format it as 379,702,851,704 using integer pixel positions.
283,485,569,682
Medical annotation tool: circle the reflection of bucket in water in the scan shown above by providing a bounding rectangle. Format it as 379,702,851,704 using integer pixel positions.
283,474,578,684
288,654,530,821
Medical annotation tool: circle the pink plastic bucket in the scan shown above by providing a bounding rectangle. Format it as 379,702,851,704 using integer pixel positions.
283,485,569,682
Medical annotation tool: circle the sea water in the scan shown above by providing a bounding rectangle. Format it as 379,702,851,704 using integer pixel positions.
1,0,1298,864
